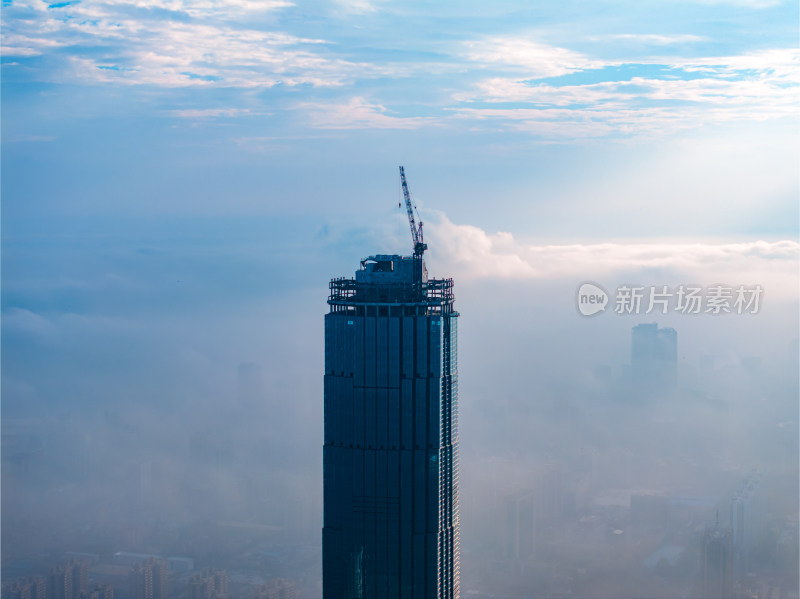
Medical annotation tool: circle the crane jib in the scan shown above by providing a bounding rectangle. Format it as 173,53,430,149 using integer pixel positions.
399,165,427,257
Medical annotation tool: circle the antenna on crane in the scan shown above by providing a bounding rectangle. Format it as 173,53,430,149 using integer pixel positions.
399,166,427,257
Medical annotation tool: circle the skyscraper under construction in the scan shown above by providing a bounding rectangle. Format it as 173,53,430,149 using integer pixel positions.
323,168,460,598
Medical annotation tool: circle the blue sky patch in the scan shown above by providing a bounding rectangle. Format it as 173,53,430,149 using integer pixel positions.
48,1,79,8
534,64,709,87
183,73,222,82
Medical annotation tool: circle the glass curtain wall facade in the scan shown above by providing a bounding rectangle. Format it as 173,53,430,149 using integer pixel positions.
323,254,459,599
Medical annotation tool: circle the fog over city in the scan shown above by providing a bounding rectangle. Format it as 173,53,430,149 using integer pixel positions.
2,0,798,597
3,211,797,597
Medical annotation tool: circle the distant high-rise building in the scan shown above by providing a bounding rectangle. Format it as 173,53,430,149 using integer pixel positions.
210,570,227,597
3,576,46,599
129,559,168,599
189,575,214,599
324,250,460,598
730,471,763,583
189,568,228,599
631,323,677,392
47,565,73,599
702,524,733,599
503,489,537,562
68,560,88,599
83,584,114,599
501,465,563,561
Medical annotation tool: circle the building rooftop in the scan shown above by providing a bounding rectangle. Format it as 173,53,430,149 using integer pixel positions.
329,253,454,313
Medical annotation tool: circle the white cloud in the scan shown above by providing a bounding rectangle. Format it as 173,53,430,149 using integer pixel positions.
332,0,385,14
601,33,707,45
4,2,797,139
90,0,293,16
449,105,620,139
462,36,600,78
424,213,799,301
452,47,800,138
673,48,800,80
299,96,431,129
3,134,57,143
2,308,55,339
686,0,783,7
2,1,377,88
1,44,49,57
2,307,142,346
170,108,253,118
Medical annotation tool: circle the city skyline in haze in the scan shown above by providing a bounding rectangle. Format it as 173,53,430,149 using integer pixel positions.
2,1,798,597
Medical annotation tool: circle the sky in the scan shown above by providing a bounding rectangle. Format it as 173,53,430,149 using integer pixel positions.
1,0,799,592
3,0,798,237
3,0,798,381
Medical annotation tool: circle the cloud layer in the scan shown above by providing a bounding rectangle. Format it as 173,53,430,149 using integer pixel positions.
3,0,797,140
425,213,799,300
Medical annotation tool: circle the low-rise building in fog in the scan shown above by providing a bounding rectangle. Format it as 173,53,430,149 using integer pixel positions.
251,579,298,599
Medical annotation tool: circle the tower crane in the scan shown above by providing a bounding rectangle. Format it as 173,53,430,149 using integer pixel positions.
399,165,427,257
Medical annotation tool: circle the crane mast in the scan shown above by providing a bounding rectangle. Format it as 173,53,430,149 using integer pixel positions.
399,165,427,257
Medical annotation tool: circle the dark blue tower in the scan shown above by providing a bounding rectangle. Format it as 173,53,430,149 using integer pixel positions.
323,253,459,599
